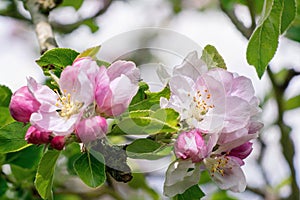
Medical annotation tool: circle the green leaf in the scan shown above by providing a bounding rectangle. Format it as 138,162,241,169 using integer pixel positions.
0,107,15,128
285,0,300,42
96,59,111,67
0,176,8,197
109,108,179,135
174,184,205,200
76,46,101,60
0,122,30,153
280,0,297,33
34,150,61,200
284,95,300,110
129,84,170,111
60,0,83,10
73,150,106,188
10,164,36,183
62,143,81,175
126,138,173,160
201,44,227,69
36,48,79,77
0,85,12,107
5,145,43,169
247,0,296,78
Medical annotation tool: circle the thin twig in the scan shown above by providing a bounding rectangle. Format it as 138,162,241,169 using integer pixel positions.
24,0,58,54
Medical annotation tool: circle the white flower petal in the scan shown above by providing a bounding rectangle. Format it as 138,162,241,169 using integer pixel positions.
163,159,201,197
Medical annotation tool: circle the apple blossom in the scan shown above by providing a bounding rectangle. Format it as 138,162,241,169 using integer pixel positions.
28,61,95,136
9,86,40,123
161,67,258,134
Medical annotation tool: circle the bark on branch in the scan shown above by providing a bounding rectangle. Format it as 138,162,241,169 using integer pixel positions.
25,0,58,54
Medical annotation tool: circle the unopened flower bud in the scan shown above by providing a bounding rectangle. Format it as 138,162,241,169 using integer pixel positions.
25,126,51,144
174,129,207,163
228,142,253,165
51,136,65,150
9,86,40,122
75,116,107,144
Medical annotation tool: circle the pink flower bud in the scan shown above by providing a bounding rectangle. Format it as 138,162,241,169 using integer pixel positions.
75,116,107,144
174,129,207,163
25,126,51,144
229,142,253,166
9,86,40,122
51,136,65,150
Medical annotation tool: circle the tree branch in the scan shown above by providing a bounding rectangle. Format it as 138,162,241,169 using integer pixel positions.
267,67,299,200
51,0,113,34
219,2,252,39
24,0,58,54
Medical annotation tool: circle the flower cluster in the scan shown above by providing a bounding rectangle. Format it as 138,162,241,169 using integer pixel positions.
9,57,140,149
159,51,263,196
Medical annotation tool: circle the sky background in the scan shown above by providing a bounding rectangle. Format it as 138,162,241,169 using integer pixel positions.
0,0,300,199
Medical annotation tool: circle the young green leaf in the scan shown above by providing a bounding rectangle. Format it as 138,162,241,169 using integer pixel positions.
34,150,61,200
73,150,106,188
126,138,173,160
0,85,12,107
75,46,101,60
0,122,30,153
284,95,300,110
36,48,79,77
174,184,205,200
129,84,170,111
201,45,227,70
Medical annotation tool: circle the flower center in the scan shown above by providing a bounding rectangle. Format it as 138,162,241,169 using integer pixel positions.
205,155,232,177
188,89,214,121
55,89,83,119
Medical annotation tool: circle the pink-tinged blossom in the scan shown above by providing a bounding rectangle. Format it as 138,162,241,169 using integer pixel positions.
51,136,65,150
174,129,208,163
9,86,40,122
95,60,140,116
165,128,259,196
28,58,96,136
204,155,246,192
25,126,51,144
75,116,107,144
161,67,257,134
